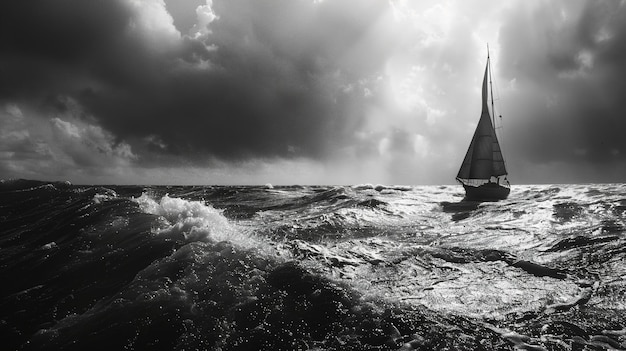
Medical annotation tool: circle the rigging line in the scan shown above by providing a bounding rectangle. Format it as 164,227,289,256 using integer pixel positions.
492,63,504,126
487,45,508,169
487,44,496,129
487,47,503,130
490,54,505,130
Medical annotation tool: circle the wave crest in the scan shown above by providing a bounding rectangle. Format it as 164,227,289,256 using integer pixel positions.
133,193,254,246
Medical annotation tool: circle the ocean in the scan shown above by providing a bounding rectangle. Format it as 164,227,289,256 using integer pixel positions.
1,179,625,350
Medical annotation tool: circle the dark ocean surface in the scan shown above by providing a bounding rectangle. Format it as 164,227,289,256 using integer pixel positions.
1,179,625,350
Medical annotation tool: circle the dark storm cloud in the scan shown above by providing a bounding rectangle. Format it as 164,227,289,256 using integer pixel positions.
499,0,626,179
0,0,131,98
0,0,392,166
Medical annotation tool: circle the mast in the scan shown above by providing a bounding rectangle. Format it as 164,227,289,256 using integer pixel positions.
487,45,495,127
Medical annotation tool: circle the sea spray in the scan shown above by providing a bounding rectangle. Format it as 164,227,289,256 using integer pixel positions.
133,193,275,254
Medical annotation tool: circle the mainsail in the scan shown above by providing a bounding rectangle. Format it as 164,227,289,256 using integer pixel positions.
456,59,507,185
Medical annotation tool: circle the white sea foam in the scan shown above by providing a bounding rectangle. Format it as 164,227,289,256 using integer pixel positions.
133,193,264,251
92,192,117,204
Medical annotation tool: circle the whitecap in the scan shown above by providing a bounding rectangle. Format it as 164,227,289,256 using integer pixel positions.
132,193,272,253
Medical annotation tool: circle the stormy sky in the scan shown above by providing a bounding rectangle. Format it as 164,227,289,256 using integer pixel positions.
1,0,625,185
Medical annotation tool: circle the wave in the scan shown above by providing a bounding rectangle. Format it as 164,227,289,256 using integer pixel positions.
0,178,73,192
2,181,626,350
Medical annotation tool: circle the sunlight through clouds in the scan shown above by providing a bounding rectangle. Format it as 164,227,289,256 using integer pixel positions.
1,0,626,184
127,0,182,51
190,0,217,39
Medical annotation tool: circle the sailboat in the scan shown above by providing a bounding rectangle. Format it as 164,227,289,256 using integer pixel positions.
456,51,510,201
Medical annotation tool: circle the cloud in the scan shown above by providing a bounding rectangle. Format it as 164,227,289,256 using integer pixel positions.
0,101,137,182
50,116,137,168
4,0,403,163
0,0,392,183
1,0,626,184
498,0,626,182
0,104,51,177
0,0,511,184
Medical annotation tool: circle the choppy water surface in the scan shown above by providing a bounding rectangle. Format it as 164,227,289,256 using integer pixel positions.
1,180,625,350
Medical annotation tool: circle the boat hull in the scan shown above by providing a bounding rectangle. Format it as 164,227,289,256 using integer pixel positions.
463,183,510,201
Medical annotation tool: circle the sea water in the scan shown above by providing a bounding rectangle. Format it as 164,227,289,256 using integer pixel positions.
1,179,625,350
